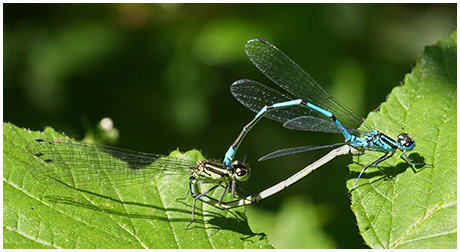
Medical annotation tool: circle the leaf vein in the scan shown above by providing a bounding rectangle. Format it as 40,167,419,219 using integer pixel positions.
152,177,180,248
397,229,457,246
392,191,457,248
5,179,136,245
4,225,61,249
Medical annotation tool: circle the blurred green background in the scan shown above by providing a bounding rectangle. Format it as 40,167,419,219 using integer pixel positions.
4,3,456,249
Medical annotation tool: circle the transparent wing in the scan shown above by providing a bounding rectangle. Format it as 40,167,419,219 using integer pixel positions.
283,116,361,136
231,80,361,135
244,38,371,133
26,139,196,189
231,79,308,123
258,142,346,161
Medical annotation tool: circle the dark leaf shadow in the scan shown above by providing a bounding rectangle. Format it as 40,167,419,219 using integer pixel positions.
44,179,263,236
348,151,431,191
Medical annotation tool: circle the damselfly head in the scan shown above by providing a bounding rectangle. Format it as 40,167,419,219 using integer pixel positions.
232,160,250,181
398,133,415,151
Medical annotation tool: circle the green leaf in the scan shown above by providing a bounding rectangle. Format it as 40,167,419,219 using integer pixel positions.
3,122,272,249
347,32,457,248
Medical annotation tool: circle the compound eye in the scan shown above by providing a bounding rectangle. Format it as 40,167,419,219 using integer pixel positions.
232,160,250,181
236,167,247,177
398,133,415,151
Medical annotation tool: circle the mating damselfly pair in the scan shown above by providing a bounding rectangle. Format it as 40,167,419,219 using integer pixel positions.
26,38,429,229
